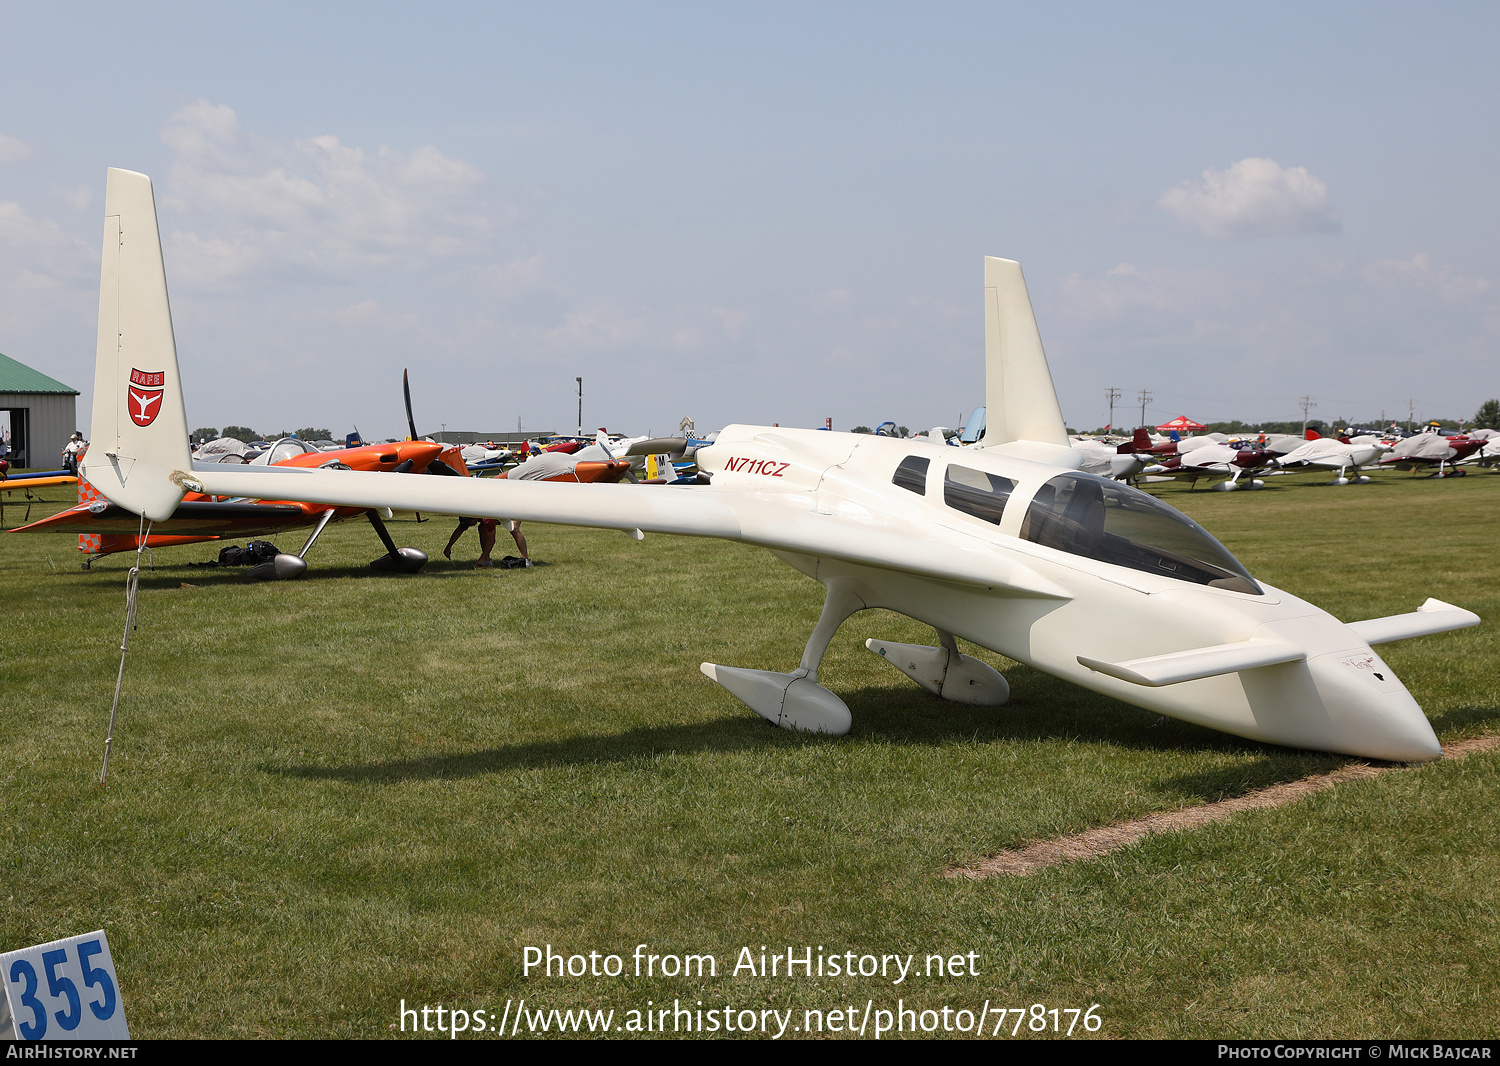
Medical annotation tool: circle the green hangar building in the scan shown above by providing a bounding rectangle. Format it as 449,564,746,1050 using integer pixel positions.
0,351,80,469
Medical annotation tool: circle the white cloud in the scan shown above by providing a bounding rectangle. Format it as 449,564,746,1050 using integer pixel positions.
539,300,751,354
57,184,90,213
0,132,32,163
0,200,95,298
1059,262,1208,321
1361,253,1489,300
1158,157,1340,239
0,199,96,365
158,100,509,289
334,299,419,330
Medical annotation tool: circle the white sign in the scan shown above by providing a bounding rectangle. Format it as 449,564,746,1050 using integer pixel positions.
0,930,129,1040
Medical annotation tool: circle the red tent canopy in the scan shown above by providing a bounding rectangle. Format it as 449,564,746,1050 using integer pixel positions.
1156,415,1206,432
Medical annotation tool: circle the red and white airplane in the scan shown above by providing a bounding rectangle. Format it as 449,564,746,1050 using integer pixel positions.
1144,441,1279,491
1377,428,1484,478
1269,431,1390,485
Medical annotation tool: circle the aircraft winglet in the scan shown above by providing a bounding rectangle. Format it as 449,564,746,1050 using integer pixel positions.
1346,598,1481,646
979,257,1074,461
83,169,192,522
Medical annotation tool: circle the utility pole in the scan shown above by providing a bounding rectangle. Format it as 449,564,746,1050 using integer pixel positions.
576,377,583,436
1299,395,1317,436
1407,398,1415,434
1137,389,1152,431
1105,387,1121,432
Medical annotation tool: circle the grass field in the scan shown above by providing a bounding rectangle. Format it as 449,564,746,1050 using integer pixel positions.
2,469,1497,1039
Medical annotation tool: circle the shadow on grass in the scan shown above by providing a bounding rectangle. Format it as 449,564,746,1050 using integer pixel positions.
1428,704,1500,735
1151,758,1350,806
272,667,1334,797
273,715,787,784
113,562,495,588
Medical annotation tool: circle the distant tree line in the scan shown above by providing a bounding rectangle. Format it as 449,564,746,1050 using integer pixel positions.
191,426,333,442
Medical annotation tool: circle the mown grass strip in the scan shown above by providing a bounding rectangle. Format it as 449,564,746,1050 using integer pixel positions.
950,734,1500,878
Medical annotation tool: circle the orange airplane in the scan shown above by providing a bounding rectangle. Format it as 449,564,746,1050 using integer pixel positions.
0,469,78,496
0,465,78,527
14,359,633,577
11,436,468,579
14,435,634,578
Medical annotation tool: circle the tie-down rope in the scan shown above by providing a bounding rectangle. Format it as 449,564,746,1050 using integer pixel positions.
100,514,152,786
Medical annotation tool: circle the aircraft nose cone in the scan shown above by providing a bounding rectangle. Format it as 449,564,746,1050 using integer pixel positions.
1306,649,1442,762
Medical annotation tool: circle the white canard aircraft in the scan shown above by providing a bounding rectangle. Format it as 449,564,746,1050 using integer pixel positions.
85,168,1479,763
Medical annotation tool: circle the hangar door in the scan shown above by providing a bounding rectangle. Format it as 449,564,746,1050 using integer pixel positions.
0,407,27,467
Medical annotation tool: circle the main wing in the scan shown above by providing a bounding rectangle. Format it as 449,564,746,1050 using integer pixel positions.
181,462,1063,596
1,476,77,493
11,498,309,537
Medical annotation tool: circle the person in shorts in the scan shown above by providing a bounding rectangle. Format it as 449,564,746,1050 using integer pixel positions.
444,516,529,568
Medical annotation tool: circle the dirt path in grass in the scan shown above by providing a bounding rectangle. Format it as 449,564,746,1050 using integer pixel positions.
947,734,1500,879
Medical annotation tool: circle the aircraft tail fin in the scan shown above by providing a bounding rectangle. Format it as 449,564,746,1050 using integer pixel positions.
1305,428,1321,440
82,169,191,522
1120,427,1152,454
978,257,1073,460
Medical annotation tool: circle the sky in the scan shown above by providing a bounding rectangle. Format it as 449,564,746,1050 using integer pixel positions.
1,2,1497,440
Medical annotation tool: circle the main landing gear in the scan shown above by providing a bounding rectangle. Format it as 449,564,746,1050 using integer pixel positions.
364,508,429,573
1212,476,1266,491
245,508,428,581
700,577,1009,734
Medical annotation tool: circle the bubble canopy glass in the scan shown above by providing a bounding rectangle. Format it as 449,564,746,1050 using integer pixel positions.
1020,473,1262,595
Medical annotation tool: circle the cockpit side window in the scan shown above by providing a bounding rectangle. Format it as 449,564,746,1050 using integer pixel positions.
1021,473,1262,595
892,455,929,495
944,464,1015,525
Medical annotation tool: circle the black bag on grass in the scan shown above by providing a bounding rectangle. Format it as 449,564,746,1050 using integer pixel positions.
218,540,280,567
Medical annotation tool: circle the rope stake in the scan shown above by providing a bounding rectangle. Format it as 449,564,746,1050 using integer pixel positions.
100,517,151,786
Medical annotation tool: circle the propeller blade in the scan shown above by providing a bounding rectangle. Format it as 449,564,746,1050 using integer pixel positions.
403,368,418,441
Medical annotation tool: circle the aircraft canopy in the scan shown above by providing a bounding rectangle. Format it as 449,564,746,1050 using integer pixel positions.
1021,473,1261,596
